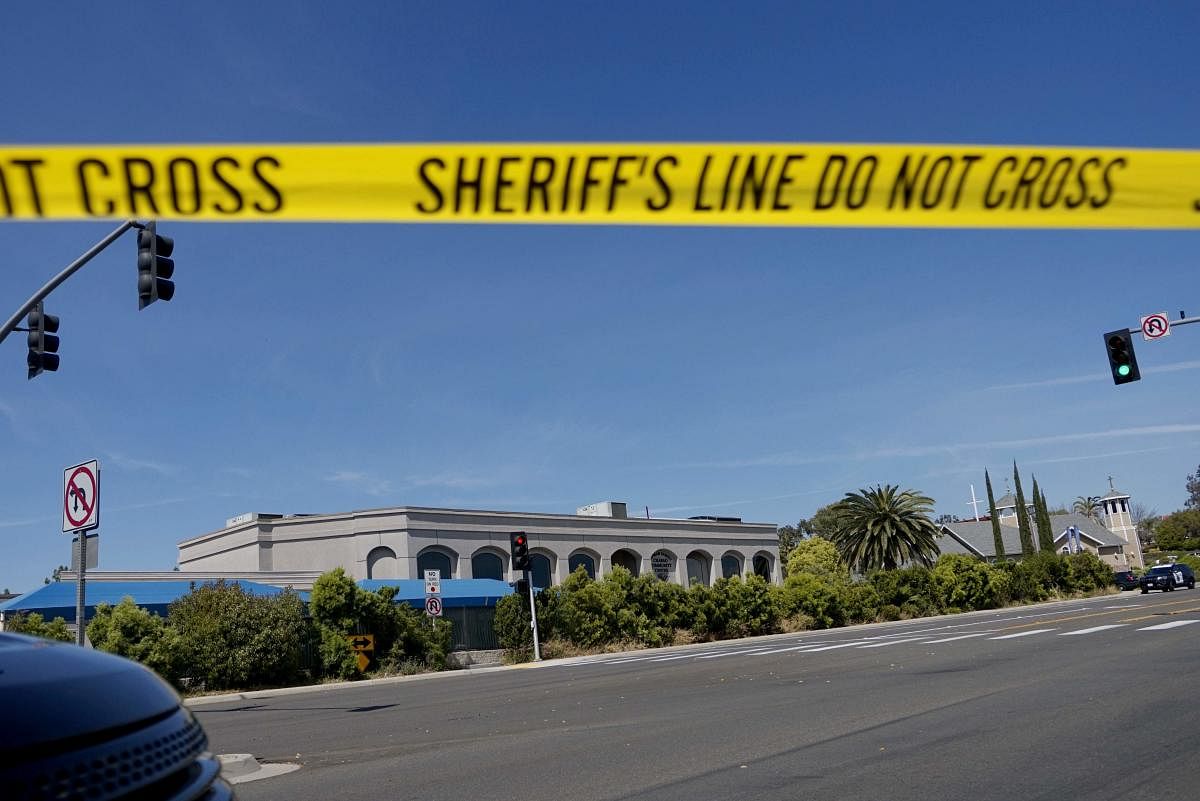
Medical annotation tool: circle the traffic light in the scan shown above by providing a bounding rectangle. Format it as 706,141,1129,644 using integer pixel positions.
136,221,174,309
26,302,60,379
1103,329,1141,385
509,531,530,571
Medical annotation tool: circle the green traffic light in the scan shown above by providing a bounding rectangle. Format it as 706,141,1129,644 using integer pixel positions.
1117,364,1131,377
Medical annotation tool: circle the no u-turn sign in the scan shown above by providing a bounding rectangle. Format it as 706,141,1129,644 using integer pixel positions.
63,460,99,533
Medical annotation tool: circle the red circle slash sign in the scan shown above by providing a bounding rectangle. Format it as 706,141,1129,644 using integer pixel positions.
65,465,97,529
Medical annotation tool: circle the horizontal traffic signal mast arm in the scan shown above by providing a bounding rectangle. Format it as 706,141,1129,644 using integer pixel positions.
0,220,138,346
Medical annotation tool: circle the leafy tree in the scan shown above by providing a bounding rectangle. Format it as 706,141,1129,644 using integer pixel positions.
830,485,941,572
166,581,306,691
1154,510,1200,552
1186,464,1200,509
809,503,848,540
777,522,809,572
1073,496,1100,520
785,536,843,579
43,565,69,585
5,612,72,641
1131,502,1158,546
986,469,1005,560
1014,463,1034,556
1033,478,1055,552
87,598,176,678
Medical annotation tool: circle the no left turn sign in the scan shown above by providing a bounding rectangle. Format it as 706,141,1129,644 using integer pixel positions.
63,460,99,533
1141,312,1171,341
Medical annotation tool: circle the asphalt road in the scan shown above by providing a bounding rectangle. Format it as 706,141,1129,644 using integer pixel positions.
195,590,1200,801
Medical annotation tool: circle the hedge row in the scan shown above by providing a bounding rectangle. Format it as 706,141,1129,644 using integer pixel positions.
10,571,454,693
494,551,1115,658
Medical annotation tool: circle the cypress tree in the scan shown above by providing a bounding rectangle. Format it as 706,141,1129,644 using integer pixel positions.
986,469,1005,560
1014,461,1034,556
1037,486,1056,552
1032,476,1054,552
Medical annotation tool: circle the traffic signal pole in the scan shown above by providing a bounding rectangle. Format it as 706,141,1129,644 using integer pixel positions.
0,220,139,346
525,567,541,662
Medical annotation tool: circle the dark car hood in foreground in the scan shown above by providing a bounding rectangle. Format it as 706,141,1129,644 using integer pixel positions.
0,632,181,752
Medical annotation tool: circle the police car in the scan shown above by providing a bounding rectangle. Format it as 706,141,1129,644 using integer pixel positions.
1139,563,1196,593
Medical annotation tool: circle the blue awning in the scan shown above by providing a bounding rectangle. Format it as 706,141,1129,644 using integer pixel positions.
357,578,513,608
0,580,298,624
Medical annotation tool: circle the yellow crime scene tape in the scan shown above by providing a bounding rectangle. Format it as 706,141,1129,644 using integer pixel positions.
0,142,1198,228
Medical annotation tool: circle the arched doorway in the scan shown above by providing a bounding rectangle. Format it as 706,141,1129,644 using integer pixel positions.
685,551,711,586
568,550,597,579
417,548,454,579
471,550,505,580
530,553,553,588
366,546,398,579
611,548,640,577
721,552,742,579
752,552,772,580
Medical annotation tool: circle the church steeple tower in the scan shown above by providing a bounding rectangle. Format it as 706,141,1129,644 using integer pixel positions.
1099,477,1143,569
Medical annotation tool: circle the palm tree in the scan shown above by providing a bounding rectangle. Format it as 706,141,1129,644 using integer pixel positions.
831,484,942,572
1073,496,1100,520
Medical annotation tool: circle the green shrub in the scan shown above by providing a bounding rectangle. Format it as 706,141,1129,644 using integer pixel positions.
87,597,176,679
878,604,902,621
166,581,306,691
1063,552,1114,592
316,623,358,680
869,566,934,610
931,554,1001,612
693,576,781,639
5,611,72,642
778,573,845,629
843,582,881,624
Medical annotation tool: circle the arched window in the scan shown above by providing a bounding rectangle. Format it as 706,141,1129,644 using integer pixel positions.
686,551,711,586
721,553,742,579
366,546,397,580
650,550,676,581
530,553,553,588
417,549,453,580
611,549,640,577
568,551,597,579
471,551,504,581
752,553,772,580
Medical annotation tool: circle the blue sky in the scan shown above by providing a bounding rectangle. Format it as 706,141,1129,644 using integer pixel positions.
2,2,1199,591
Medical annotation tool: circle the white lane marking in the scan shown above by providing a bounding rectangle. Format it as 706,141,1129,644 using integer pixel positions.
695,648,768,659
647,652,722,662
857,637,930,649
1058,624,1127,636
923,632,999,643
1104,605,1142,609
989,629,1056,640
750,644,824,656
1137,620,1200,631
798,641,873,652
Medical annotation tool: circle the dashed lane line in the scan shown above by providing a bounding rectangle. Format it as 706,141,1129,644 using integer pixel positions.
1137,620,1200,631
989,629,1056,640
923,631,999,643
1058,624,1127,636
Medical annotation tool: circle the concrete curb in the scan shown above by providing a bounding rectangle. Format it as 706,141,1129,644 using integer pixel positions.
185,589,1122,707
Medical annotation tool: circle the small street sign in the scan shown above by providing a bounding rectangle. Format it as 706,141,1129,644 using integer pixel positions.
346,633,375,672
1141,311,1171,341
424,568,441,595
63,460,99,533
425,596,443,617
